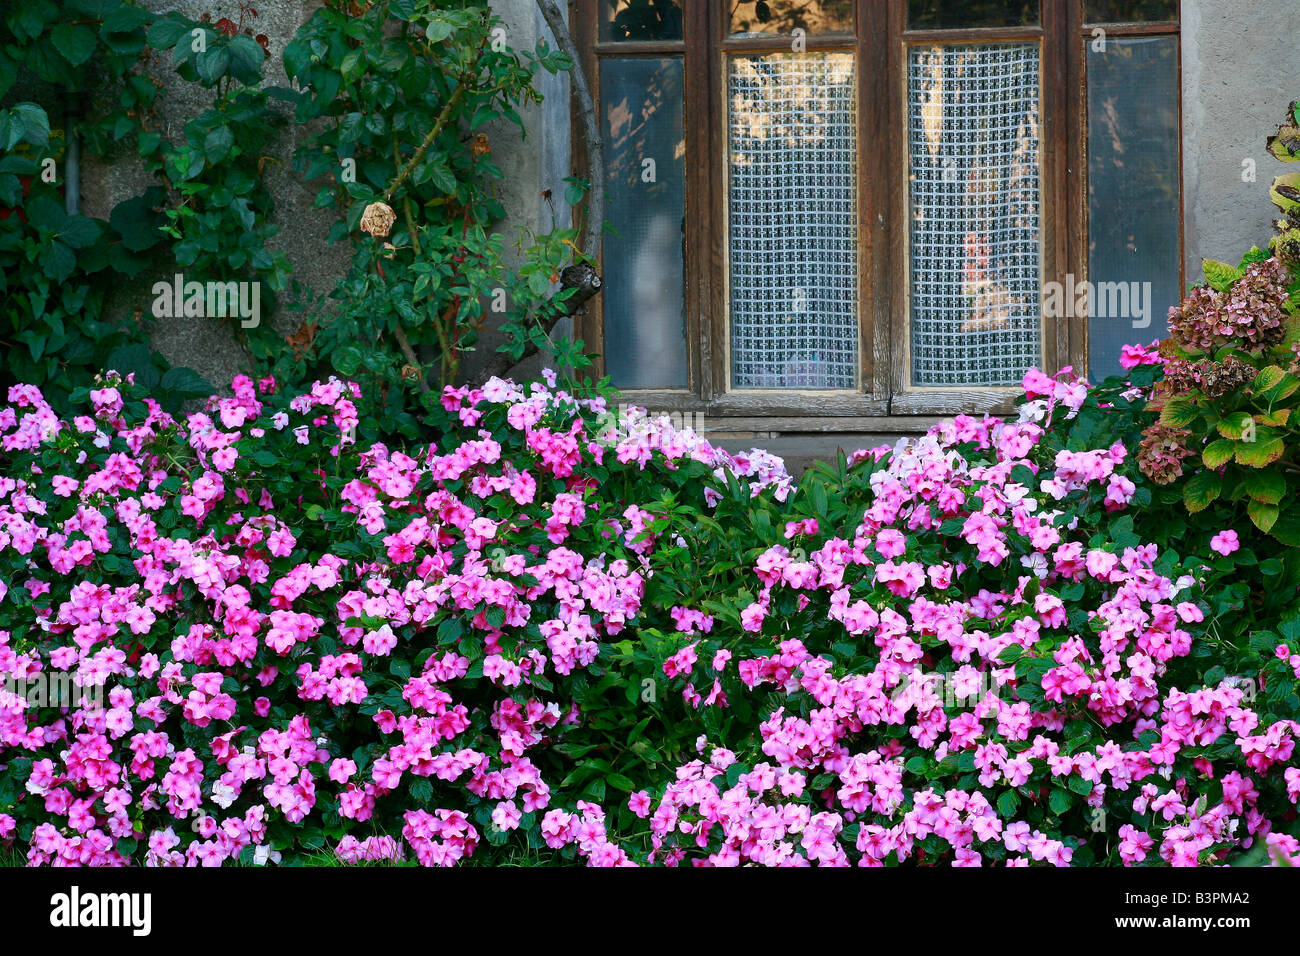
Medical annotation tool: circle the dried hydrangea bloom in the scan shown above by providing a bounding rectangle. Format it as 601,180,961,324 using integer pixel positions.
359,201,397,239
1138,422,1195,485
1196,355,1258,398
1168,257,1291,354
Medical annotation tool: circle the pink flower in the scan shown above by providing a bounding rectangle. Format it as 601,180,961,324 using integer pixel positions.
1210,530,1240,556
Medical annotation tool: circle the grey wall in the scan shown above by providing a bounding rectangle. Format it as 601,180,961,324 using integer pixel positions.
1181,0,1296,279
63,0,567,390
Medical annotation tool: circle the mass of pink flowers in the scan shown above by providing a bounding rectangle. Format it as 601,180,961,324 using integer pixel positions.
0,363,1296,867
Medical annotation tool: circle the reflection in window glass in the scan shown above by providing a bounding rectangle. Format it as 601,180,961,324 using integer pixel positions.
1084,0,1178,24
1087,36,1181,381
907,0,1038,30
908,44,1041,387
601,58,688,388
599,0,683,42
729,0,853,36
728,54,858,389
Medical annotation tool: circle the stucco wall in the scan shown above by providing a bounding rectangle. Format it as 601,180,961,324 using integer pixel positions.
12,0,1297,470
52,0,567,390
1181,0,1295,278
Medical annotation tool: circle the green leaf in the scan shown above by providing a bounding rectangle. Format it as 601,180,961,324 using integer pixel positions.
58,215,99,250
196,46,232,86
11,102,50,149
1048,788,1074,815
226,35,265,85
1202,258,1243,293
1068,775,1094,796
1269,508,1300,547
1235,430,1285,468
1216,411,1254,440
1159,395,1198,428
1248,499,1280,533
1243,469,1286,505
50,23,99,68
1202,439,1236,469
1254,366,1286,392
203,125,235,164
1182,470,1222,514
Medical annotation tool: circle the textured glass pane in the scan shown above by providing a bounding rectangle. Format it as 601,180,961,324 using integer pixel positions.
1085,0,1178,24
908,1,1038,30
601,57,688,388
908,44,1041,387
599,0,683,42
730,0,853,36
1087,37,1181,381
728,53,858,389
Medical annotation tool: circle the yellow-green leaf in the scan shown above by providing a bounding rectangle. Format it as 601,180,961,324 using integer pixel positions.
1202,439,1236,469
1183,470,1222,514
1262,372,1300,402
1159,395,1199,428
1254,365,1286,392
1216,412,1254,440
1235,432,1285,468
1202,258,1243,293
1243,469,1286,505
1248,499,1280,533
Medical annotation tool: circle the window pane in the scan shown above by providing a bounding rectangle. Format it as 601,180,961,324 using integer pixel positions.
599,0,683,42
1085,0,1178,24
908,1,1039,30
600,57,688,388
728,53,858,389
1087,36,1181,381
730,0,854,36
908,44,1041,387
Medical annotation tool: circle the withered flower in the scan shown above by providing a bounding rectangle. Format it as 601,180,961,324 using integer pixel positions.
1138,423,1195,486
359,201,397,239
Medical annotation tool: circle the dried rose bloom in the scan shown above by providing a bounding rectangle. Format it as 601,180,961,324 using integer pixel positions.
1138,423,1195,486
359,201,397,239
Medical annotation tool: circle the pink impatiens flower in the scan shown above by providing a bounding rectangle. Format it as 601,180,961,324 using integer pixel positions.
1210,530,1240,556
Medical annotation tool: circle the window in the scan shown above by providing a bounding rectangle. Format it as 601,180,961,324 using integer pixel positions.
574,1,1182,419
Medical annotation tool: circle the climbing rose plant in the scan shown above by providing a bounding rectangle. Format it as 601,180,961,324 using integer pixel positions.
0,363,1298,866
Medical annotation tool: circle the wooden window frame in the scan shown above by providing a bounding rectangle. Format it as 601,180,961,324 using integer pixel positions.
571,0,1182,425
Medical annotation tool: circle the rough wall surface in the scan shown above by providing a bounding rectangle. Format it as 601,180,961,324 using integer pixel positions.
1181,0,1295,278
54,0,567,391
13,0,1296,470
